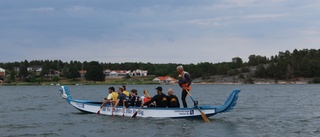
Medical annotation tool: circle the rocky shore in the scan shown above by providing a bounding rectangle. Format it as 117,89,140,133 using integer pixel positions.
193,75,313,84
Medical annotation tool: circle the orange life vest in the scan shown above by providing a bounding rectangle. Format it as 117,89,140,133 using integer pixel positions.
181,71,191,90
144,97,151,103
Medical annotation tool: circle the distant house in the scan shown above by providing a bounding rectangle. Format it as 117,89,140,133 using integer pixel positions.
132,69,148,76
105,69,131,78
79,70,86,77
27,65,42,73
46,70,60,78
0,68,5,80
153,76,177,84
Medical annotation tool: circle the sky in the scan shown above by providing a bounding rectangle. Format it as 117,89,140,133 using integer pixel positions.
1,0,320,64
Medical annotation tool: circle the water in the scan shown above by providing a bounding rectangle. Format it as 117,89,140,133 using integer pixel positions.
0,84,319,137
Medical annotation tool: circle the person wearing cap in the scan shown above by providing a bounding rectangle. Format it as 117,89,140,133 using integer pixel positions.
112,86,130,112
177,65,192,108
143,86,167,108
166,88,180,108
100,87,118,108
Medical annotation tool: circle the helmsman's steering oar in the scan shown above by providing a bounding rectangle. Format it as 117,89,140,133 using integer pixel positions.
186,90,210,122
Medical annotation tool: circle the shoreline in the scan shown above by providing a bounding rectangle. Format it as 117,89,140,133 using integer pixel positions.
0,76,315,86
0,81,312,86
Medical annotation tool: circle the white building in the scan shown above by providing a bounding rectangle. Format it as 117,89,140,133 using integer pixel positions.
0,68,5,72
105,69,131,78
105,69,148,78
132,69,148,76
0,68,5,81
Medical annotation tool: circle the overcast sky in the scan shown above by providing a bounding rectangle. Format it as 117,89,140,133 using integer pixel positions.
1,0,319,64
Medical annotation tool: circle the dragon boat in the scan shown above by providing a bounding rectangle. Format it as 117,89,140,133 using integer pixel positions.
59,86,240,119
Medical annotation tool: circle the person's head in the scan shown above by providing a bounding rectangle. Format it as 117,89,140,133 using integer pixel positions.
176,65,184,75
143,89,150,98
108,87,115,93
155,86,163,94
122,85,126,90
168,88,173,95
131,89,138,96
118,86,124,93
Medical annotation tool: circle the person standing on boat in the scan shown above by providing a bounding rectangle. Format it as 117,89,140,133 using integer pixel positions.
166,88,180,108
100,87,118,108
143,86,167,108
177,65,192,108
112,86,130,111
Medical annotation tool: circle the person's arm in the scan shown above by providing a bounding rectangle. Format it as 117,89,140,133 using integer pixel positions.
143,95,157,106
113,99,120,111
100,93,112,107
178,81,182,87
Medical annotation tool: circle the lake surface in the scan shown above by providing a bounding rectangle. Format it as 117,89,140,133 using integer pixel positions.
0,84,319,137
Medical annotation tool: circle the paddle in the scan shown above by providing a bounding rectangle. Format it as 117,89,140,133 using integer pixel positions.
185,90,210,122
97,98,107,114
97,106,102,114
122,101,126,117
132,103,144,118
97,101,112,115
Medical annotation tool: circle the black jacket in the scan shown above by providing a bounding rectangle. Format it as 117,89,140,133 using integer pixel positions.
167,95,180,108
130,95,142,107
144,93,167,107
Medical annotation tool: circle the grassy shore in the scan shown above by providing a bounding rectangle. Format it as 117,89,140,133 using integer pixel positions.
0,77,159,86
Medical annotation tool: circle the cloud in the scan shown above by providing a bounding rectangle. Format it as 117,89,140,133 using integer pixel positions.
29,7,55,12
189,13,287,27
0,0,320,64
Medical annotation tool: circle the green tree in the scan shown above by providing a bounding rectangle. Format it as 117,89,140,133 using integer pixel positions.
66,67,81,80
232,57,243,68
248,54,268,66
52,76,60,82
7,69,16,83
255,64,267,78
18,62,29,80
85,61,105,83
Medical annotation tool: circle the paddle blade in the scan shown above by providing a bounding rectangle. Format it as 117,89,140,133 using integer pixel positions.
97,106,102,115
201,112,210,122
132,112,138,118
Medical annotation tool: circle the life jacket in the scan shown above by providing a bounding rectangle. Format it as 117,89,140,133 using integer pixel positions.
167,95,180,108
156,93,167,107
123,90,130,97
131,96,142,107
181,71,191,90
118,93,129,107
144,97,151,103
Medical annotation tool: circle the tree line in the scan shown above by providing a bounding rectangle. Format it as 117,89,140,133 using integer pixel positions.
1,48,320,83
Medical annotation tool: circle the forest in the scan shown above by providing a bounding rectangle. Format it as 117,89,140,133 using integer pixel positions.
1,48,320,84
